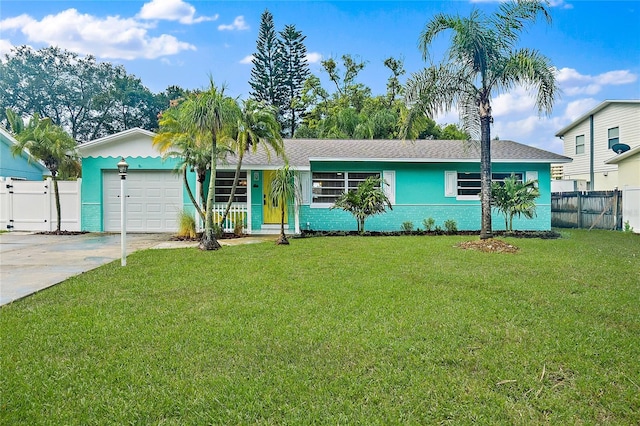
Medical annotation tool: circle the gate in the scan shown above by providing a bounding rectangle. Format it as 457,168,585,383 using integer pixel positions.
0,177,81,231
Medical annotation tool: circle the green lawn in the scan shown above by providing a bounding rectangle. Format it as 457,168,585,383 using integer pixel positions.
2,230,639,424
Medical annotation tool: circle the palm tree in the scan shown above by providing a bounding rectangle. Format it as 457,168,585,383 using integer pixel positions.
153,106,210,221
268,164,302,245
220,99,284,227
491,175,540,232
180,80,237,250
331,176,392,234
404,0,558,239
7,109,79,233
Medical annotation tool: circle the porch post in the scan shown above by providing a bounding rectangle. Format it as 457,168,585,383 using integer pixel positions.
246,170,252,234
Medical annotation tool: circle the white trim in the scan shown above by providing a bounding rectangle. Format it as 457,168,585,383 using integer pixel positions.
383,170,396,205
300,171,311,205
444,171,457,197
308,157,571,164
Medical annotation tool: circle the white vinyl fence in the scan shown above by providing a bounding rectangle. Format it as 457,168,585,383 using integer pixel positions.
0,177,81,232
622,186,640,234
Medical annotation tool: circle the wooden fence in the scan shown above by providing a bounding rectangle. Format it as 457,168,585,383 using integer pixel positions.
551,190,623,230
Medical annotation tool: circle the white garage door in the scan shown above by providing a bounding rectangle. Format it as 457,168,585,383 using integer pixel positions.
103,170,182,232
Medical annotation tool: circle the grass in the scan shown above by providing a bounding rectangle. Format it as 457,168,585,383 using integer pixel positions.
2,230,639,424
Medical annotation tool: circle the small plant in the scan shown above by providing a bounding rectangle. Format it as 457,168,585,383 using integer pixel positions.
444,219,458,234
623,220,634,233
177,210,197,239
401,221,414,233
233,220,244,236
422,217,435,231
212,223,223,239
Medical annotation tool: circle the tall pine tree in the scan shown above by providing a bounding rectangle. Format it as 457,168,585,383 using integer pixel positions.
249,10,285,113
279,25,310,137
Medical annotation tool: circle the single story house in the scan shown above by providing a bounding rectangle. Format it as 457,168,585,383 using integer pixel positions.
78,128,571,234
0,127,49,180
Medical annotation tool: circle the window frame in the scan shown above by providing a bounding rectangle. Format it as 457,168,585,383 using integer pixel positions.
575,134,585,155
214,170,248,204
311,171,381,207
453,172,524,200
607,127,619,149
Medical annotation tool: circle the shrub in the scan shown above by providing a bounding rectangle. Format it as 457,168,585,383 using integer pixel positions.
422,217,435,231
401,221,414,233
444,219,458,234
177,210,197,239
623,220,634,233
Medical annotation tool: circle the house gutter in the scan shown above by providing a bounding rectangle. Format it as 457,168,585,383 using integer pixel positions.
590,114,595,190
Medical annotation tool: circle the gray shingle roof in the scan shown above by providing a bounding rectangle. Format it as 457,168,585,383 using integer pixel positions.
236,139,571,169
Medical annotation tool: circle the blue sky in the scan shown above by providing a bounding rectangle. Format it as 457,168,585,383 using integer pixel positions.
1,0,639,153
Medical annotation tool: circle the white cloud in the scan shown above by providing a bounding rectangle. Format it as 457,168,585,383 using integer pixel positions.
0,39,15,57
563,98,599,121
556,67,638,96
239,54,254,64
138,0,217,24
491,85,537,118
305,52,322,64
0,9,195,60
218,16,249,31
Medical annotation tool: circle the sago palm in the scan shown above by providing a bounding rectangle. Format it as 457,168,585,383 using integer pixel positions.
404,0,558,239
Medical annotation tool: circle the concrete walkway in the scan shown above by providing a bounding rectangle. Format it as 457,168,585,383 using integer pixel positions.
0,232,274,306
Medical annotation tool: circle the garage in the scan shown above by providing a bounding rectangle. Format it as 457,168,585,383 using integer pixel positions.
103,170,182,232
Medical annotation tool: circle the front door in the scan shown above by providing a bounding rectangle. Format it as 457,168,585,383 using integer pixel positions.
263,170,287,225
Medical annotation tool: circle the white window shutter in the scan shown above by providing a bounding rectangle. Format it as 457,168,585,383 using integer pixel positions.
300,171,311,205
383,170,395,205
445,171,457,197
526,171,539,187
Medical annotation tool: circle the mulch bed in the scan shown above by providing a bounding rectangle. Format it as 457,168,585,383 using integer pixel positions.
456,239,519,253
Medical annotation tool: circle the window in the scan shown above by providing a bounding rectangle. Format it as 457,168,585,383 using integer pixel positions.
215,171,247,203
455,172,523,197
312,171,380,204
608,127,619,149
575,135,585,154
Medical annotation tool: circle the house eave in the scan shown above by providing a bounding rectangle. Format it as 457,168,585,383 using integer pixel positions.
555,100,640,137
308,157,572,164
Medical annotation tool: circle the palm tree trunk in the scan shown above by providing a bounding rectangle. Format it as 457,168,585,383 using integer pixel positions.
183,168,204,221
479,102,493,240
53,175,61,233
200,137,221,250
220,150,245,227
277,204,289,245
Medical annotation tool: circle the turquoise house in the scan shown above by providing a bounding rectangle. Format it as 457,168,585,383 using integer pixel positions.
77,128,571,233
0,127,49,180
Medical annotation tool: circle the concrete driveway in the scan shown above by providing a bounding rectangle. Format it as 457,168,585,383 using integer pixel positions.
0,232,176,306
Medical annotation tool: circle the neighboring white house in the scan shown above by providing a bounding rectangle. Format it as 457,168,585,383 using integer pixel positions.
555,100,640,190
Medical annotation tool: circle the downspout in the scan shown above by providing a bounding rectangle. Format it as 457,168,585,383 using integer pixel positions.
589,114,595,190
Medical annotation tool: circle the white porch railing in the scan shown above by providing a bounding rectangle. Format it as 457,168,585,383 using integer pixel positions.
211,203,249,233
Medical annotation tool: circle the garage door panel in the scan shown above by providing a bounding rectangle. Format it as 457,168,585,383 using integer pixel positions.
103,170,182,232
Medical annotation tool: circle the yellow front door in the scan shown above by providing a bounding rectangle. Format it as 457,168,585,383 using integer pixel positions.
263,170,287,224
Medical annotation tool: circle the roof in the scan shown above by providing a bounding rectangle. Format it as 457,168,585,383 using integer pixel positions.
77,127,155,152
238,139,572,169
605,144,640,165
0,127,50,174
555,100,640,137
77,127,160,159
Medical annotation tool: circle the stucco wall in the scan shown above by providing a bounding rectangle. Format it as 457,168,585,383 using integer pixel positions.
81,156,196,232
298,161,552,232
